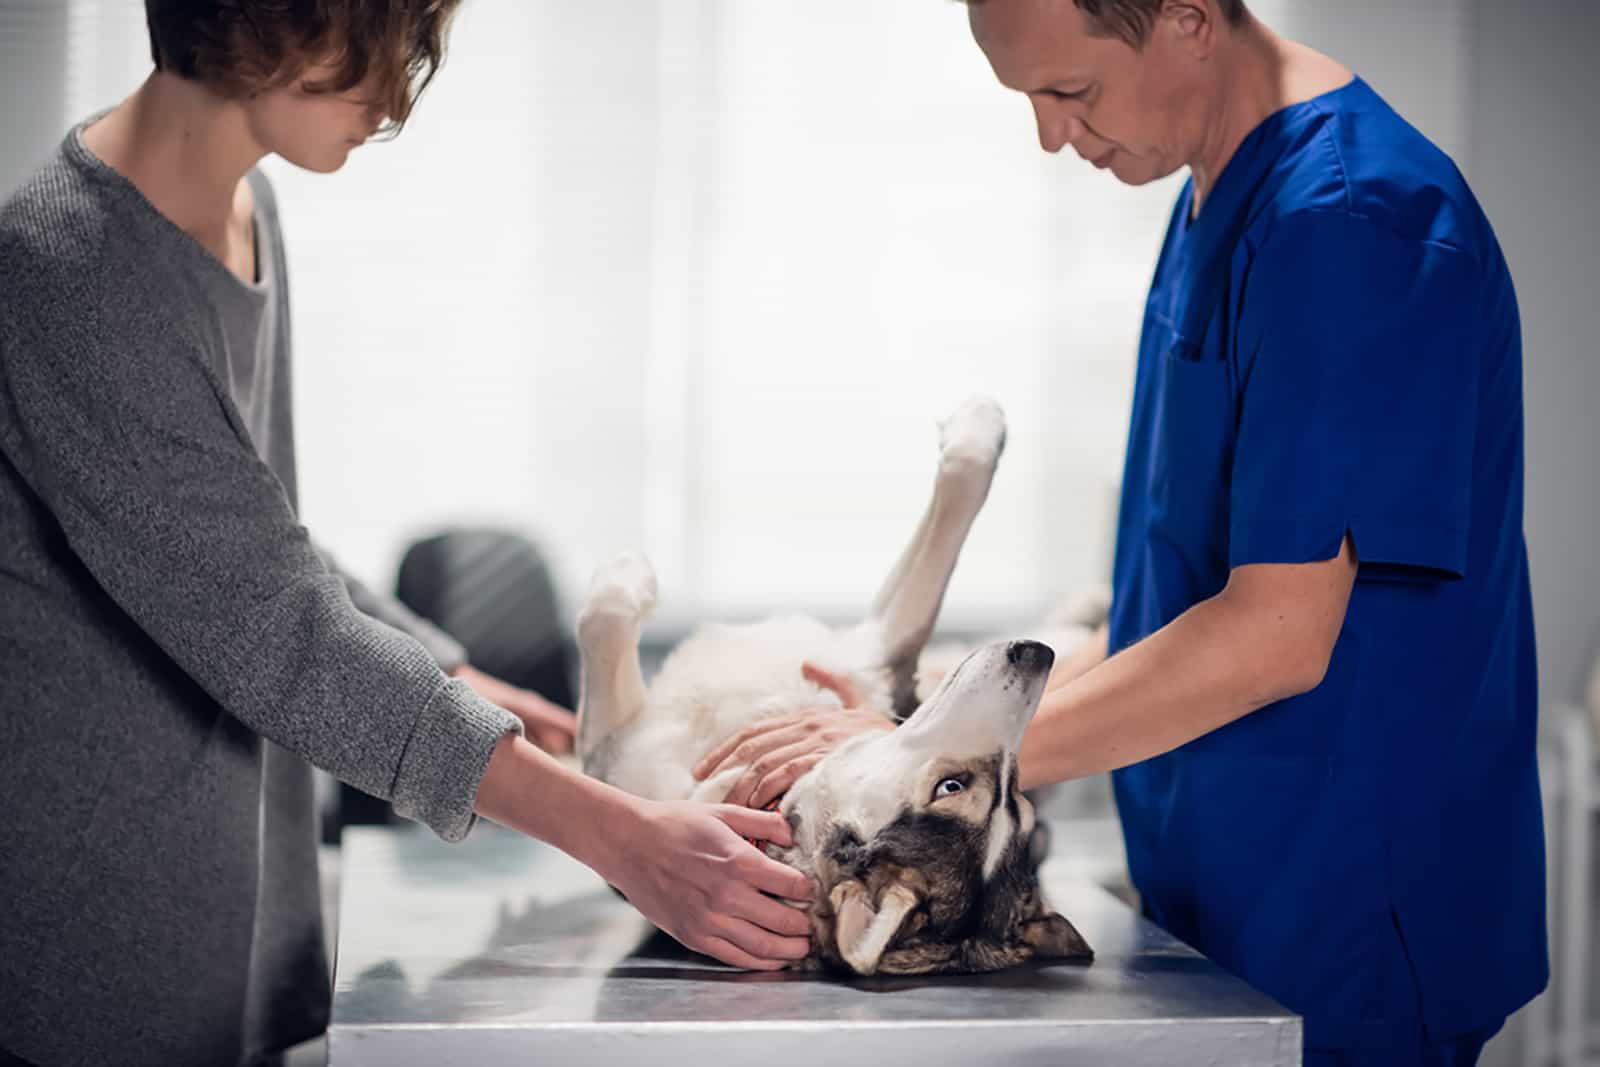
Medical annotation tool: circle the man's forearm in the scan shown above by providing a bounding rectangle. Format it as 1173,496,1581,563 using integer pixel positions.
1020,538,1356,788
1020,593,1326,788
1045,623,1109,692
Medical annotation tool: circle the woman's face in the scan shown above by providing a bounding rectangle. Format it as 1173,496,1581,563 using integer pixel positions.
243,59,390,174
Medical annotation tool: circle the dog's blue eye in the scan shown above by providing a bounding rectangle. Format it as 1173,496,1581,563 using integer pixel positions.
935,777,966,798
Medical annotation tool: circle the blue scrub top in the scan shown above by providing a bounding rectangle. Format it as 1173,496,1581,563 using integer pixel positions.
1109,77,1545,1054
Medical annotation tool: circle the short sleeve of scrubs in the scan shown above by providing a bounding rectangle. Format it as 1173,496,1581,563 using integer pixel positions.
1229,209,1482,580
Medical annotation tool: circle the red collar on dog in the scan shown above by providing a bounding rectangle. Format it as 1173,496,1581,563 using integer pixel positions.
742,795,785,849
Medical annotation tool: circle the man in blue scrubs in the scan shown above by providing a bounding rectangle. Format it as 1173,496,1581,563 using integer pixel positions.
965,0,1545,1062
697,0,1543,1060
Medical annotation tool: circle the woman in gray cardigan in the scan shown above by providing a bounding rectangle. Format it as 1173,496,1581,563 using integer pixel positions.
0,4,812,1065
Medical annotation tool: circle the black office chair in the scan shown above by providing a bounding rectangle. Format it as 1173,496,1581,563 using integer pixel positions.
395,528,575,708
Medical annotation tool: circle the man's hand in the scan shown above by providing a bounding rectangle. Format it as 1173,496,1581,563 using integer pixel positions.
598,798,815,970
452,664,576,754
692,664,894,808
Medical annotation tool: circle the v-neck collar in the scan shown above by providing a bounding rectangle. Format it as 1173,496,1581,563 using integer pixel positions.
1161,77,1366,341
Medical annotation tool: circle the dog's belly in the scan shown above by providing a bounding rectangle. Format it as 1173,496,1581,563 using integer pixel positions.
653,616,891,739
596,717,702,802
598,615,893,802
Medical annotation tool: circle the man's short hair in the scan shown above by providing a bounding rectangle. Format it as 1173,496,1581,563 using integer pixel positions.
966,0,1248,48
143,0,463,130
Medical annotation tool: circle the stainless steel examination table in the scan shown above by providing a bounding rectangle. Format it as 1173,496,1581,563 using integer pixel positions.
328,824,1302,1066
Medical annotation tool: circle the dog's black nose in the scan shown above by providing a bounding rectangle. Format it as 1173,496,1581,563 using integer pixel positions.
1006,640,1055,674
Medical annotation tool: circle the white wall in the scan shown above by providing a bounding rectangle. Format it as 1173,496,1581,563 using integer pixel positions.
265,1,665,615
1263,0,1472,165
0,1,148,193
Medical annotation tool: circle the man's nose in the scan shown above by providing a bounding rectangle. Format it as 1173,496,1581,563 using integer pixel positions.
1030,100,1084,155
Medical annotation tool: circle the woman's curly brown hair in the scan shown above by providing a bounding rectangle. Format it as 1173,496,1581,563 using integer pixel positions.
143,0,463,132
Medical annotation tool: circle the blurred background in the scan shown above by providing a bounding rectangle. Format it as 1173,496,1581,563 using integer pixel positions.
2,1,1596,1064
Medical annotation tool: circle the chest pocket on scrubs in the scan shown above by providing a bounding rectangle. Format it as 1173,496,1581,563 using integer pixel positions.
1147,312,1236,588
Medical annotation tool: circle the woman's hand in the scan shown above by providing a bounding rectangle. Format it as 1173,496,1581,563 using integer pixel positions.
452,664,577,754
477,736,814,972
692,664,895,809
598,798,816,970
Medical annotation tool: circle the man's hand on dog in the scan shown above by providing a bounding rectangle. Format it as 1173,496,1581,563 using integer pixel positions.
603,800,816,970
693,664,895,808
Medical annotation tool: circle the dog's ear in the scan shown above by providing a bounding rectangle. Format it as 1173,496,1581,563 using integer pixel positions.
1022,911,1093,961
831,879,920,976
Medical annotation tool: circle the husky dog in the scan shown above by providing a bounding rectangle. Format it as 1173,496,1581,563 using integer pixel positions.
575,398,1092,976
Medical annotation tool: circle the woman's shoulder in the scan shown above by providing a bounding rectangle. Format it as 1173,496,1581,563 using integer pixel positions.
1,136,209,346
1,143,122,284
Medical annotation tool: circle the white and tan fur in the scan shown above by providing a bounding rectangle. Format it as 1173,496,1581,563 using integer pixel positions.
576,397,1093,975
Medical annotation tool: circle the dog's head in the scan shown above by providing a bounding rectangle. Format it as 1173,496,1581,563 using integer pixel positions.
779,639,1092,975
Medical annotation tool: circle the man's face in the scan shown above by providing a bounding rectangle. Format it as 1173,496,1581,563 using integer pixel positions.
242,59,389,174
969,0,1206,185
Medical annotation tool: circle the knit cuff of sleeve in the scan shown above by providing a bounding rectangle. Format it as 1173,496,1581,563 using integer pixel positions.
390,677,524,842
405,615,470,674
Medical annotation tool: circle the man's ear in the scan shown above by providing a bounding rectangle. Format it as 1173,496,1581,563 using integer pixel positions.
831,879,920,975
1022,911,1094,961
1160,1,1218,58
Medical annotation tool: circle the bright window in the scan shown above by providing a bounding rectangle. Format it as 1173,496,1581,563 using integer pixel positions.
19,1,1469,630
270,0,1175,627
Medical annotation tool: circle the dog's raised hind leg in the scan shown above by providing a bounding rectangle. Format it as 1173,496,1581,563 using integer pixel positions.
870,396,1006,717
575,552,657,775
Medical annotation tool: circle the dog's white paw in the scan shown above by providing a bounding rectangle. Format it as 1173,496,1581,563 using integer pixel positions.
938,395,1007,471
582,551,659,623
